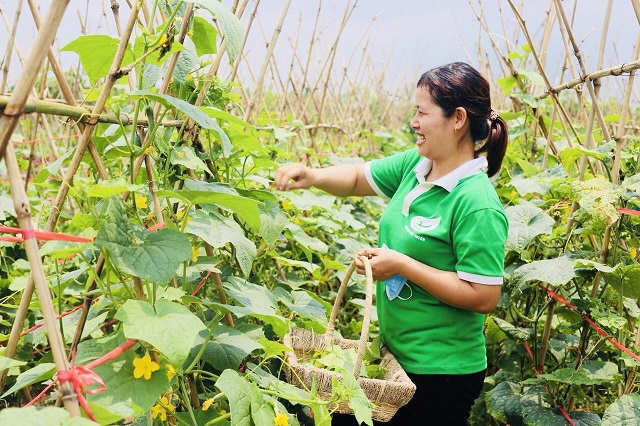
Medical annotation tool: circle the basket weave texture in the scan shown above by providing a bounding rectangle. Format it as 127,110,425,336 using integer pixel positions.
282,257,416,422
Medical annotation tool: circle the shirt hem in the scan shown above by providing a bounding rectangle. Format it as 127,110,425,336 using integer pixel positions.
401,360,487,375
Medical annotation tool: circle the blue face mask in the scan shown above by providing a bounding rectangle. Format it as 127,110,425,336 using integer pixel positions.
385,274,408,300
382,244,411,300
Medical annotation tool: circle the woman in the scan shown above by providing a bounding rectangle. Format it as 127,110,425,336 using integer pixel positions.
275,62,508,426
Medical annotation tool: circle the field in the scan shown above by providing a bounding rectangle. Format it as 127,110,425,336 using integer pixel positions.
1,1,640,425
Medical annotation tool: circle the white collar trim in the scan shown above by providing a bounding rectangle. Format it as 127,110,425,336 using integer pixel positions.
402,156,488,216
412,156,488,191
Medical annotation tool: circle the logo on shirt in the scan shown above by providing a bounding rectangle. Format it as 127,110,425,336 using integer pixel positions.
410,216,441,233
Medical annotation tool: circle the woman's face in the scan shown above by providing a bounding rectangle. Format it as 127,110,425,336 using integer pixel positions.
410,87,456,161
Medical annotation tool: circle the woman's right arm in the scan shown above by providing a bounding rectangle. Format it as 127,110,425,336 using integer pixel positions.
274,163,376,197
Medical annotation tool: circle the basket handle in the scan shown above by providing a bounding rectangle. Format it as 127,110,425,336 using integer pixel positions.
324,255,374,379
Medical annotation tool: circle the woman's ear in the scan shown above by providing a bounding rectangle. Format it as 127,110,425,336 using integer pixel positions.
454,107,468,128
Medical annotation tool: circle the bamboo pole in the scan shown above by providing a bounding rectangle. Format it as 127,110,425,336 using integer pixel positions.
0,95,183,126
0,0,70,159
4,144,81,416
243,0,291,121
26,0,110,179
0,0,23,94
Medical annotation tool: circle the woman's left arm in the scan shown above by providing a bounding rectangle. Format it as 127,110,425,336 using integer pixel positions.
355,248,501,314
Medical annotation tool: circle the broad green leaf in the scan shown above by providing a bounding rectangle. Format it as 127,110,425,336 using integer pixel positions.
186,209,256,276
258,338,292,358
283,190,336,211
568,410,604,426
198,324,263,370
0,356,26,374
191,16,218,56
521,404,569,426
486,381,525,423
250,388,276,425
86,178,145,198
34,147,75,184
561,145,612,171
191,0,244,62
171,36,198,83
0,193,16,220
538,361,619,385
602,264,640,299
115,299,206,367
509,165,567,196
285,223,329,254
511,92,545,108
338,374,374,426
273,287,327,325
496,75,518,95
275,254,321,274
515,158,539,177
215,369,253,426
505,204,554,251
517,68,545,86
60,35,133,85
492,317,534,341
95,200,192,284
602,394,640,425
1,363,55,398
259,201,289,246
571,177,620,228
170,145,210,173
511,257,576,288
130,90,230,148
201,106,254,129
0,406,98,426
158,179,261,231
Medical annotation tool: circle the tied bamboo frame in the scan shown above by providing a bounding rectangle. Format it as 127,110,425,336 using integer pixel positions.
0,0,639,422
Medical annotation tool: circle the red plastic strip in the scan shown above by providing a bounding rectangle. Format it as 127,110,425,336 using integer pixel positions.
0,225,93,243
617,208,640,217
542,285,640,364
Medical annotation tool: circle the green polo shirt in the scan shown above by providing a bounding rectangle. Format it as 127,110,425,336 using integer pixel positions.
363,148,507,375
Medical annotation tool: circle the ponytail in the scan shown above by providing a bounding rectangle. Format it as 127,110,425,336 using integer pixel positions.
476,113,508,177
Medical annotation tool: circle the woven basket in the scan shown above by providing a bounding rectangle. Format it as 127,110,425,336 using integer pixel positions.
282,256,416,422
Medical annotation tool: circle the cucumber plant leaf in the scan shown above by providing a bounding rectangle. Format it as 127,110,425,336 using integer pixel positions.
215,369,254,426
60,35,134,85
602,264,640,299
115,299,206,367
191,15,218,57
1,363,56,398
505,204,554,251
195,324,263,371
511,257,576,288
191,0,244,62
185,209,256,276
602,394,640,425
0,406,98,426
95,200,192,284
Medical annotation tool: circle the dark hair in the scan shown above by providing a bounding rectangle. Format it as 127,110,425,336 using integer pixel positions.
417,62,508,177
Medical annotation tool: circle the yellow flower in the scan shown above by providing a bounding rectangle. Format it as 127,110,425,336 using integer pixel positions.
631,247,637,259
134,193,147,209
176,151,185,158
158,34,168,46
166,363,176,380
151,396,174,421
191,246,199,262
132,354,160,380
201,398,214,411
144,146,154,154
274,413,288,426
219,409,227,415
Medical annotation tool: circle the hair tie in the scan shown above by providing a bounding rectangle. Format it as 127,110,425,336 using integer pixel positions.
489,109,499,121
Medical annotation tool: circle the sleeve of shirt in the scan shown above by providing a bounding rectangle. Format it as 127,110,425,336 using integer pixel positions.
453,208,508,285
364,149,415,198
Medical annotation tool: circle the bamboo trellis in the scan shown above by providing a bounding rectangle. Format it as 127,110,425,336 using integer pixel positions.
1,0,640,421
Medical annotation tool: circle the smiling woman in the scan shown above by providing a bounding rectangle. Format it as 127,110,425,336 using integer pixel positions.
275,62,509,426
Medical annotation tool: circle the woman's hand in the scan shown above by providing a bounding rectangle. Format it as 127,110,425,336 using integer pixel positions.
274,163,316,191
355,247,406,281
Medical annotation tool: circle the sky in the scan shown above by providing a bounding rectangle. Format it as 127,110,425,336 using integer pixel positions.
0,0,637,98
